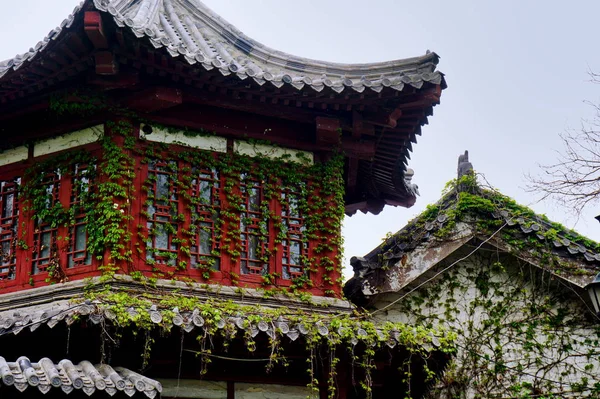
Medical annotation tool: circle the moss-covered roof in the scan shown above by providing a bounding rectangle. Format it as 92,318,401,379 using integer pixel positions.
345,174,600,301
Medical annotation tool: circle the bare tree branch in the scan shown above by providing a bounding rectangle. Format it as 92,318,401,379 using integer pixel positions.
526,72,600,217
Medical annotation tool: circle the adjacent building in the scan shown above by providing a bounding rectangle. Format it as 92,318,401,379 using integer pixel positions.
345,157,600,398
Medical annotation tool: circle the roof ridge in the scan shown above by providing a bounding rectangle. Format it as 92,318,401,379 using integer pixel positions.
368,181,600,266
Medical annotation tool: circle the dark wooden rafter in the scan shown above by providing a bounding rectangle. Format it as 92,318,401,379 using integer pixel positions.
84,11,118,75
184,90,347,126
0,57,93,102
65,32,89,56
0,28,97,102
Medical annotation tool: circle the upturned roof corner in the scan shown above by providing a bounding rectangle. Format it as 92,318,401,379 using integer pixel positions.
0,0,446,94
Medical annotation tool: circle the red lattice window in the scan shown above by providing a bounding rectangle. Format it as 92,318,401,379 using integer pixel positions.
32,171,61,275
145,159,179,266
190,168,221,270
0,178,20,281
67,164,93,268
280,188,308,279
240,175,268,276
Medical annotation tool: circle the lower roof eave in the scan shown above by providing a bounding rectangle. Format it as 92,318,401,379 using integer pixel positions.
0,356,162,398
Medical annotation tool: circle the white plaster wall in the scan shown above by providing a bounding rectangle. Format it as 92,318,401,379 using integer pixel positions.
373,252,600,398
234,141,313,165
0,146,28,166
33,125,104,157
140,124,227,153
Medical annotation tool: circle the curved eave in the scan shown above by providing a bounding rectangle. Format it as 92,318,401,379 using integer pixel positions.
0,0,446,95
0,2,84,79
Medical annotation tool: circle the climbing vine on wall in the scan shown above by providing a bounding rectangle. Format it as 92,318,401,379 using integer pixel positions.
373,175,600,399
17,116,345,296
20,122,136,282
390,252,600,399
134,131,346,295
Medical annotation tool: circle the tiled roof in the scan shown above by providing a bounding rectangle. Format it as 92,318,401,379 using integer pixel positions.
0,298,407,349
344,178,600,302
0,3,84,79
0,356,161,397
370,193,600,271
0,0,445,94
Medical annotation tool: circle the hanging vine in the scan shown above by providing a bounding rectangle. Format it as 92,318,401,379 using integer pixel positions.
82,287,456,398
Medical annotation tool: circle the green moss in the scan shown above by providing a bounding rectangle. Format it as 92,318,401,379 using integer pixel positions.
380,174,600,278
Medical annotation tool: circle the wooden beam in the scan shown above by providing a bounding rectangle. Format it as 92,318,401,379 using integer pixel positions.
123,87,182,113
87,72,139,89
341,139,375,160
0,99,49,121
315,117,340,146
184,91,345,126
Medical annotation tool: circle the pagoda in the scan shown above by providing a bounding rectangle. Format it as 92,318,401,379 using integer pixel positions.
0,1,448,397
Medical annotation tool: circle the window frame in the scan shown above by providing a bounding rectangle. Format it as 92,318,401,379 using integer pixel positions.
25,145,102,286
136,147,315,288
136,150,229,283
0,164,26,290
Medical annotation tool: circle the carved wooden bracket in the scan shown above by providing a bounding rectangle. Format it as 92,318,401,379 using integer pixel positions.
85,12,118,75
84,12,109,49
363,106,403,128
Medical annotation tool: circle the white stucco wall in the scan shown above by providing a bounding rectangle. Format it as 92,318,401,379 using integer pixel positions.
233,141,313,165
33,125,104,157
372,251,600,398
0,146,28,166
140,124,227,153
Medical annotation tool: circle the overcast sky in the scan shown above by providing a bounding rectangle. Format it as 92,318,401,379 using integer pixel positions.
2,0,600,278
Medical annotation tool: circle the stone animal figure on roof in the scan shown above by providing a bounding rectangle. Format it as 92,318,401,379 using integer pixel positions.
404,168,420,196
458,150,473,178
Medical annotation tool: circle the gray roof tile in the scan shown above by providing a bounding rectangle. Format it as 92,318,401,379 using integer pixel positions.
0,298,409,352
0,0,445,94
0,356,161,397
